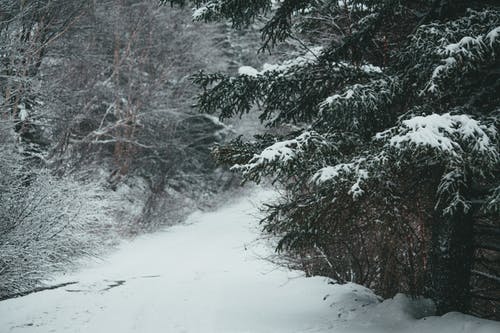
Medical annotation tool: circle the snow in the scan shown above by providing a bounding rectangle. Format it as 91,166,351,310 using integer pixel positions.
377,113,497,156
232,131,316,174
486,26,500,46
360,64,382,73
349,169,369,199
311,160,369,200
424,26,499,94
311,163,357,184
1,188,499,333
192,5,210,20
192,7,207,20
337,0,369,11
322,88,355,106
237,47,323,77
238,50,381,80
258,57,381,76
443,36,483,55
271,0,283,10
238,66,259,77
426,34,484,92
18,104,28,121
319,77,397,118
428,57,457,93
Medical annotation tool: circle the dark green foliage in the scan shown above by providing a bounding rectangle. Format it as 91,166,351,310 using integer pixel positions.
167,0,500,317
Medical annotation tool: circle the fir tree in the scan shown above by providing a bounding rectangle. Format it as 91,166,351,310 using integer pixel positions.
165,0,500,315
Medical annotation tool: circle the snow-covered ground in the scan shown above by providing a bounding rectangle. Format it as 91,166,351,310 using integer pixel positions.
1,188,499,333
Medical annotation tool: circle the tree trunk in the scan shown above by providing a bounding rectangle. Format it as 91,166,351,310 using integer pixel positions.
428,210,475,314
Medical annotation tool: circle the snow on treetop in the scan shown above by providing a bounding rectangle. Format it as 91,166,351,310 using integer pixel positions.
377,113,498,157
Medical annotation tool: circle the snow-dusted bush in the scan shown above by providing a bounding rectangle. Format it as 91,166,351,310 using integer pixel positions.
0,135,150,297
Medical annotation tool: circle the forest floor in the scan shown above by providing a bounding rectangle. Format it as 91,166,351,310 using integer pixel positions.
0,188,499,333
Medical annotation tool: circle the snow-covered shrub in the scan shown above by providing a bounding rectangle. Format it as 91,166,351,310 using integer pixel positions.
0,133,150,297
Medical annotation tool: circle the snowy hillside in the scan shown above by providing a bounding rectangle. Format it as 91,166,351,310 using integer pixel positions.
1,188,498,333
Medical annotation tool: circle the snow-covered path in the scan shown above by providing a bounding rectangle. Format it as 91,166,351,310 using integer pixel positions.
1,189,499,333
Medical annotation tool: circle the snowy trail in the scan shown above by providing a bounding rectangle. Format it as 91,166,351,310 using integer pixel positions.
1,188,499,333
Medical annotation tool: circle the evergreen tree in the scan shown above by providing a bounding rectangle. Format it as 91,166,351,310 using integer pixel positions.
165,0,500,315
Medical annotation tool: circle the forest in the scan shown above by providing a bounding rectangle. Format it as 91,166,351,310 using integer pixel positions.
1,0,499,331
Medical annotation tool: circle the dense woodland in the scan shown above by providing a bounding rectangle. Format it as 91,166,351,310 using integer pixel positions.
0,0,268,299
1,0,499,323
